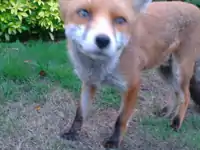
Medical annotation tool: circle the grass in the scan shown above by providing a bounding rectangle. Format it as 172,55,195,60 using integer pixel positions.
0,40,120,105
140,114,200,149
0,40,200,149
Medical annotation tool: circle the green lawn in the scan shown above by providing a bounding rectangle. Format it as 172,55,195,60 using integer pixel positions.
0,40,200,150
140,115,200,149
0,40,119,105
0,40,79,103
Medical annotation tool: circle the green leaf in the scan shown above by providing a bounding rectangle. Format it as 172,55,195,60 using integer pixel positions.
18,15,22,21
5,34,10,41
20,12,28,17
8,28,12,34
49,32,55,41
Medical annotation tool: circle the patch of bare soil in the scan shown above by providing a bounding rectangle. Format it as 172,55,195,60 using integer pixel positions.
0,70,198,150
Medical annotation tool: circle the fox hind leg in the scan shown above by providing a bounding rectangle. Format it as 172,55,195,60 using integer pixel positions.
157,54,194,130
170,60,194,130
156,54,176,118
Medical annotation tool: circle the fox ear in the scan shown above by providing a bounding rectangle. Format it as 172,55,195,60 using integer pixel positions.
132,0,152,13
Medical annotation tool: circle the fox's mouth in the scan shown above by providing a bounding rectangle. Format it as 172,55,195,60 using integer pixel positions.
79,47,109,60
73,40,110,59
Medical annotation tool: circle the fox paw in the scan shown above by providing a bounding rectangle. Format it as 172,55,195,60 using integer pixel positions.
60,131,79,141
103,139,119,149
170,115,181,131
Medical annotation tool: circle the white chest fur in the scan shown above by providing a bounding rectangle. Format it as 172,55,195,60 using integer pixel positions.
68,43,127,91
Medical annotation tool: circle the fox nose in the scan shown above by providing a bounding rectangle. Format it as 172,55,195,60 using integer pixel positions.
95,34,110,49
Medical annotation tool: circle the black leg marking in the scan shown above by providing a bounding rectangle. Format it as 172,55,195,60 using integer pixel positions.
60,106,83,141
103,116,121,149
170,115,180,131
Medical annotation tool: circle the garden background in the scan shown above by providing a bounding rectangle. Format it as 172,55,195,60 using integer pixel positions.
1,0,200,150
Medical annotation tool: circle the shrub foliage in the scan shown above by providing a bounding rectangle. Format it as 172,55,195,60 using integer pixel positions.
0,0,64,42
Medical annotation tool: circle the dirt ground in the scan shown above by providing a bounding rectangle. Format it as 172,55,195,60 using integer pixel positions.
0,70,199,150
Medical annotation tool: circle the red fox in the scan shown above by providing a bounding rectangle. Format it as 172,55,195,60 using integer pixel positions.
58,0,200,148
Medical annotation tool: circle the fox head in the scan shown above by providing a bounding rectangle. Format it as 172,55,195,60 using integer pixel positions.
59,0,152,60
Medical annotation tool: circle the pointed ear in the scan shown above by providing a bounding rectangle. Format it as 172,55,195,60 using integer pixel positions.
132,0,152,13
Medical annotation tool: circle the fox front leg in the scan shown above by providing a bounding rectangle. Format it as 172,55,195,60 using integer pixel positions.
103,81,140,149
60,83,96,140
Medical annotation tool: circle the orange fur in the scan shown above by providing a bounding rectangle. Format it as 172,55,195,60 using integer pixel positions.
59,0,200,148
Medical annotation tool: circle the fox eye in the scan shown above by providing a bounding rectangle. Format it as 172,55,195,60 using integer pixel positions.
114,17,127,25
77,9,90,18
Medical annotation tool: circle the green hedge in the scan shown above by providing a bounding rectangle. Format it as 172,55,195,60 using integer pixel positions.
0,0,199,42
0,0,64,42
